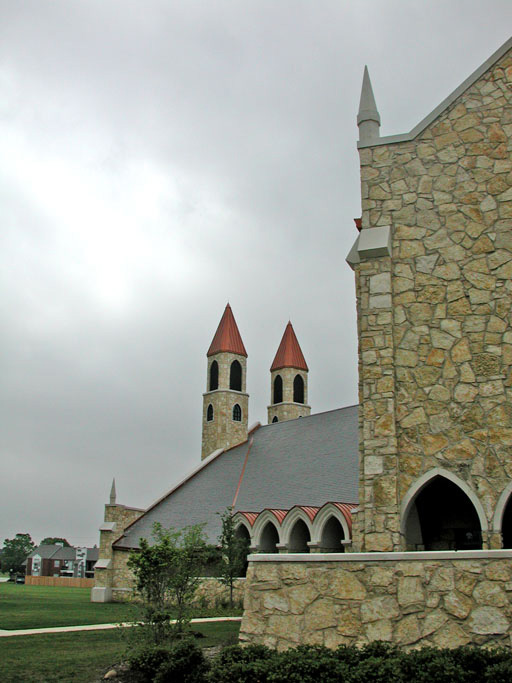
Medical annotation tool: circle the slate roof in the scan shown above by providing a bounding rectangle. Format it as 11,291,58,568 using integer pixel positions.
114,405,359,548
270,322,308,371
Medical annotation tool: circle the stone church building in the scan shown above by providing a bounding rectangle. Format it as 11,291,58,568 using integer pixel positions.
94,36,512,649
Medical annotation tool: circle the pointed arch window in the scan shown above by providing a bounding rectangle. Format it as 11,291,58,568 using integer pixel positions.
272,416,278,423
209,361,219,391
230,360,242,391
207,404,214,422
293,374,304,404
273,375,283,404
233,403,242,421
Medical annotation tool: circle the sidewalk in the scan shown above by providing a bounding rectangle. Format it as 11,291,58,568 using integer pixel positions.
0,616,242,638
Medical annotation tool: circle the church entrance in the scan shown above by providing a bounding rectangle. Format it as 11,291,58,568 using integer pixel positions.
404,476,482,551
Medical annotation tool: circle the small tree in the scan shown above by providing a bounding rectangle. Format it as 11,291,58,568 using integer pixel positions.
1,533,35,575
217,507,249,607
128,522,208,644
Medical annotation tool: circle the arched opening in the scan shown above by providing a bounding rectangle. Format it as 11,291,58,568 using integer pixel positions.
502,495,512,548
273,375,283,404
260,522,279,552
288,519,310,552
230,360,242,391
320,516,345,552
272,416,278,423
232,403,242,422
235,524,251,577
209,360,219,391
206,404,214,422
293,375,304,404
404,476,482,551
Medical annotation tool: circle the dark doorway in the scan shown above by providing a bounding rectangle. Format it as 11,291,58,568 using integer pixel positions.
404,476,482,550
289,519,311,552
502,495,512,548
320,516,345,552
260,522,279,552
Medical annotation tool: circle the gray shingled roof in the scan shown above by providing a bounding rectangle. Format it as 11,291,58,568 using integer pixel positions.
28,544,61,559
115,405,359,548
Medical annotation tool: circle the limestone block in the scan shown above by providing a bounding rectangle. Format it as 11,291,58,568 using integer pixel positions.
469,606,509,635
360,596,400,623
473,581,508,607
304,598,337,631
443,591,473,619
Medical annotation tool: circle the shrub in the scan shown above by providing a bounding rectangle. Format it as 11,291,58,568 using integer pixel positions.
484,660,512,683
268,645,350,683
207,644,275,683
154,640,209,683
128,640,209,683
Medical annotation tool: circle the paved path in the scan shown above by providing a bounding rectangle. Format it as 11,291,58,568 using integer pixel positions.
0,616,242,638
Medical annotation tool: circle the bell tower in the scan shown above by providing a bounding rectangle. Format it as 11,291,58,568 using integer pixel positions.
268,321,310,424
201,304,249,460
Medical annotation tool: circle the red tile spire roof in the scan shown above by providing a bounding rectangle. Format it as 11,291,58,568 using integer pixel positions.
207,304,248,357
270,321,308,372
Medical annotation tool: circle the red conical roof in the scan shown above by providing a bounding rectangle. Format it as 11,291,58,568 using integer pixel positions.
270,322,308,372
207,304,247,357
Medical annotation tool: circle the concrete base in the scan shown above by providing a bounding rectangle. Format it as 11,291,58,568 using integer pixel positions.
90,586,112,603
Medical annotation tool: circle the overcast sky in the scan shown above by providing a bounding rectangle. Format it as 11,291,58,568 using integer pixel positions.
1,2,511,547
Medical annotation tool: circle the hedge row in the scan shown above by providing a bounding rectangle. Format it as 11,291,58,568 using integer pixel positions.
127,640,512,683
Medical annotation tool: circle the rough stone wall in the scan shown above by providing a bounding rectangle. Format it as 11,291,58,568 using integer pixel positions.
94,504,144,591
267,368,310,424
202,351,249,459
355,49,512,551
240,555,512,650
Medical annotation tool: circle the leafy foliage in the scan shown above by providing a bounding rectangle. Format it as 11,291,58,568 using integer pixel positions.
128,639,209,682
206,643,512,683
217,507,249,607
39,537,71,546
1,533,35,574
127,522,209,644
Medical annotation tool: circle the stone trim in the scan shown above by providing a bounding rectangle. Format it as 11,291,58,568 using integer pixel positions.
248,549,512,562
358,36,512,148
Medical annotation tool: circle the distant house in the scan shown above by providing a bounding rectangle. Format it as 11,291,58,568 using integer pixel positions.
26,544,98,579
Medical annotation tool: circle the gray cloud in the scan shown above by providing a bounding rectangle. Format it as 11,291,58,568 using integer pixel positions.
1,1,511,545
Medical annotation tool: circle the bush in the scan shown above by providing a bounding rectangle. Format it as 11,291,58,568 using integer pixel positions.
128,640,208,683
154,640,209,682
208,644,275,683
205,642,512,683
268,645,350,683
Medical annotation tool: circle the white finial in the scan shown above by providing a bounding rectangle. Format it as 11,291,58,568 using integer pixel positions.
357,66,381,143
109,478,116,505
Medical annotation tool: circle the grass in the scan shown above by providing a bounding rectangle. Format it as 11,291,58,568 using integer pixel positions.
0,621,241,682
0,583,242,630
0,584,137,630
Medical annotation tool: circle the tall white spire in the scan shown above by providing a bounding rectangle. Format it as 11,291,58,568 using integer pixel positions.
109,478,116,505
357,66,381,144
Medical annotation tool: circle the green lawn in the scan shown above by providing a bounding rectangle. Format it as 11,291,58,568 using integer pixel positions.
0,584,137,629
0,621,241,682
0,583,242,630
